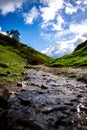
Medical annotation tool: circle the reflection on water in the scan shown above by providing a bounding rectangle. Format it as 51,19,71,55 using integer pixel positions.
77,97,87,130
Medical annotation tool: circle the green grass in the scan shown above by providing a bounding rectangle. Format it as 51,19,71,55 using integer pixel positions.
0,33,53,82
49,40,87,67
0,45,26,82
0,45,25,64
0,33,53,65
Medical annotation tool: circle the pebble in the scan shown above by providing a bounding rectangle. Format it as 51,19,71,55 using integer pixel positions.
0,69,87,130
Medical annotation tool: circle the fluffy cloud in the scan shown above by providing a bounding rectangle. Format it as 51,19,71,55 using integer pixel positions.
52,15,64,31
40,0,87,58
40,0,64,24
83,0,87,5
42,36,86,58
41,19,87,58
70,20,87,36
0,0,26,15
40,0,50,5
42,41,74,58
0,0,87,58
76,0,82,5
65,3,78,15
23,7,39,24
64,0,87,15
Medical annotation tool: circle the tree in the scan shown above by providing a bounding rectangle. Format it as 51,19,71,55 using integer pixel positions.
10,30,20,41
6,29,20,41
6,30,10,37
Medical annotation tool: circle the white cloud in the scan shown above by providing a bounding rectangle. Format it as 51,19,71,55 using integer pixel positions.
83,0,87,5
42,41,75,58
82,33,87,38
0,0,26,15
41,14,65,30
76,0,82,5
52,15,64,31
23,7,39,24
0,27,7,35
41,19,87,58
64,0,87,15
40,0,50,5
65,3,78,15
0,0,87,58
41,21,52,29
41,35,86,58
54,29,72,40
51,22,84,48
32,0,87,58
40,32,53,42
40,0,64,23
70,20,87,36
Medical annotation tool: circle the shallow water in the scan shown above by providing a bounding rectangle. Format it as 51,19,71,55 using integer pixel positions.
4,69,87,130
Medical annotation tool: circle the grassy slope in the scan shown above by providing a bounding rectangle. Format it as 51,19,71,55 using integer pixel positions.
49,40,87,67
0,45,26,82
0,33,53,82
0,33,53,64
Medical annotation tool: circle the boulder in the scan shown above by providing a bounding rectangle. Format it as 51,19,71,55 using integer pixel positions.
17,81,27,88
17,82,22,87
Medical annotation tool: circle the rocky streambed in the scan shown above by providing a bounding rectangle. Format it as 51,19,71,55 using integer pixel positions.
0,68,87,130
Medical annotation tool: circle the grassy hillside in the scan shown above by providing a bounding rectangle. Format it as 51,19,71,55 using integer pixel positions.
0,45,26,81
49,40,87,67
0,33,53,64
0,33,53,82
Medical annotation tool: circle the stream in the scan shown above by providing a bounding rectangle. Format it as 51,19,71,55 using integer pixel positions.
1,69,87,130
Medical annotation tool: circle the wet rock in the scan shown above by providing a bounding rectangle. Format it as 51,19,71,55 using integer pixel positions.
19,97,31,106
79,96,87,103
70,98,78,102
77,94,83,98
64,102,74,106
17,81,27,88
78,124,87,130
17,82,22,87
24,76,30,80
83,74,87,83
40,106,57,113
41,84,48,89
0,96,8,109
17,118,42,130
1,68,87,130
54,116,73,128
63,109,73,116
80,105,87,111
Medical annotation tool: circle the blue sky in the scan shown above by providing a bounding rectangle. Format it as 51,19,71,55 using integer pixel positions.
0,0,87,58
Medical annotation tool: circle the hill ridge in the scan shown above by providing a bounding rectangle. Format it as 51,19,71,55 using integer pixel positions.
0,33,53,65
49,40,87,67
0,33,53,81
